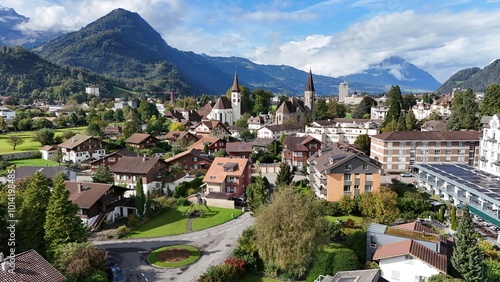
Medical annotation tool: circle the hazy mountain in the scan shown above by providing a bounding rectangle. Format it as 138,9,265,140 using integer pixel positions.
340,57,441,92
438,59,500,94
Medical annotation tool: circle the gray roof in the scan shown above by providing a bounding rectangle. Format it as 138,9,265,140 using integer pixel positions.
15,166,70,180
367,222,388,234
332,269,381,282
307,144,379,174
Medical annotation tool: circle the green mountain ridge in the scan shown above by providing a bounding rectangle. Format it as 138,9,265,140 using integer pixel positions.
437,60,500,93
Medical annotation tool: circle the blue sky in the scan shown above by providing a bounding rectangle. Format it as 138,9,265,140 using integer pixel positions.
4,0,500,83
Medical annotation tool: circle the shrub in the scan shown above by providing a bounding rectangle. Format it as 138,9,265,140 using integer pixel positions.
83,270,108,282
197,264,238,282
322,200,341,216
324,221,342,242
306,248,360,282
344,218,356,229
176,197,190,206
224,257,246,275
115,225,129,238
127,213,139,228
345,230,367,264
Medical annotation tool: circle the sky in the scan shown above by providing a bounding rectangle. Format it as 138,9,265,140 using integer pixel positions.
4,0,500,83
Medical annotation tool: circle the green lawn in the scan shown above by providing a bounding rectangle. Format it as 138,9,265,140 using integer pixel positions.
238,274,281,282
325,215,364,224
126,206,243,238
9,158,60,167
148,245,200,268
0,126,87,154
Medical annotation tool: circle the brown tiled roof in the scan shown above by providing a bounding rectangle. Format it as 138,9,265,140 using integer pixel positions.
188,136,224,150
89,148,138,165
205,192,234,199
125,133,153,144
104,125,122,135
203,157,249,184
212,96,232,110
371,130,480,141
373,240,447,273
313,119,336,126
251,138,276,147
40,145,57,151
161,130,198,142
394,221,436,234
15,166,70,180
0,249,67,282
261,123,302,132
197,102,214,119
58,134,94,149
226,142,253,153
308,144,380,174
164,148,214,163
421,120,447,131
66,182,115,209
227,125,246,133
285,135,320,151
110,156,166,175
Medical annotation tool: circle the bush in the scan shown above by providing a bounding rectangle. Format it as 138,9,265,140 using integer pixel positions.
224,257,246,275
322,200,341,216
324,221,341,242
197,264,238,282
176,197,190,206
306,248,360,282
127,213,139,228
115,225,129,238
345,230,367,264
83,270,108,282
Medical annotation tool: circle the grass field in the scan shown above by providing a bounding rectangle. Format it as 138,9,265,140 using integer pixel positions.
147,245,200,268
325,215,364,224
126,205,243,238
9,158,59,167
0,126,88,154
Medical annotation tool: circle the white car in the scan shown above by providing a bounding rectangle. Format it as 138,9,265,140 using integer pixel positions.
400,172,413,177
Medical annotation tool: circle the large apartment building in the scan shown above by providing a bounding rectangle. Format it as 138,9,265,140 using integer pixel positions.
301,118,381,146
478,114,500,176
370,131,480,173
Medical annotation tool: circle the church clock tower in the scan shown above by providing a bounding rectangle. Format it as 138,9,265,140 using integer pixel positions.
231,71,241,122
305,69,316,120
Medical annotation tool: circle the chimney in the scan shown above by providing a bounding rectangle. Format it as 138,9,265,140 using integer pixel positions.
78,183,83,192
143,154,146,162
72,137,75,142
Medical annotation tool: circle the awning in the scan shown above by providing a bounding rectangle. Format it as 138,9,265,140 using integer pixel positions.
468,205,500,228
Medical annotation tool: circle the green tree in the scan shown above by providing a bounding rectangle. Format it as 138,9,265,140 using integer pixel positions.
276,162,293,187
53,242,107,282
405,110,419,131
246,174,268,212
145,115,163,137
138,100,160,121
358,187,400,225
446,88,479,130
145,191,152,217
92,166,114,183
33,128,55,146
382,85,403,130
235,113,251,128
315,98,329,120
62,129,77,140
86,121,103,137
0,116,6,131
252,88,273,115
18,172,51,256
33,117,54,130
451,205,457,230
44,173,87,260
402,94,417,111
214,149,228,157
203,143,209,154
169,121,185,131
352,97,377,119
480,83,500,116
339,195,356,215
354,134,371,155
122,110,141,138
239,130,254,142
135,177,145,217
254,186,326,278
451,206,484,282
7,135,24,150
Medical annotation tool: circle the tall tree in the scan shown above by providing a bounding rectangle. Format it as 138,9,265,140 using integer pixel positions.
480,83,500,116
45,173,87,260
135,177,145,217
354,134,371,155
33,128,55,146
315,98,329,120
145,191,152,217
92,166,114,183
402,94,417,111
405,110,419,131
246,174,268,212
352,97,377,119
446,88,479,130
252,88,273,115
138,100,160,121
122,110,141,138
18,172,51,256
451,206,484,282
254,186,326,278
382,85,403,130
276,162,293,187
0,116,6,131
358,186,399,225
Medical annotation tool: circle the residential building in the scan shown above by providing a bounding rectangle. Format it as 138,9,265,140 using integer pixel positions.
421,120,447,132
478,114,500,176
160,130,199,147
192,120,231,139
307,144,382,201
248,116,265,132
40,145,58,161
282,135,322,169
85,86,99,96
0,250,66,282
104,125,122,140
256,123,302,139
202,157,251,197
370,106,390,120
66,182,130,229
164,148,214,171
370,131,480,173
367,222,449,282
89,148,137,172
125,133,158,150
411,96,452,121
251,138,279,152
0,106,15,121
110,156,168,195
302,118,382,146
113,99,138,110
58,134,106,164
314,269,381,282
14,166,77,182
342,91,365,105
188,136,226,154
226,142,253,158
338,81,348,102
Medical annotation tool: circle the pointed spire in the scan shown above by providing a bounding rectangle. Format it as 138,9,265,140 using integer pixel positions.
306,68,315,92
232,71,240,92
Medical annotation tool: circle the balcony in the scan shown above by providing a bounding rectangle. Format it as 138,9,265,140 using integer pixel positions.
480,156,488,162
344,191,352,196
354,189,360,196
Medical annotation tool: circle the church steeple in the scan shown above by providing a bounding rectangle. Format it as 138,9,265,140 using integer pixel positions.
304,68,316,120
306,68,315,92
232,71,240,92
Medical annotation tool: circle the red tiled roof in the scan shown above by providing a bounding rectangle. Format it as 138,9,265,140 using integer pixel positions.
0,249,67,282
58,134,95,149
125,133,153,144
212,96,232,110
164,148,214,163
188,136,224,150
110,156,166,175
373,240,447,273
285,135,320,151
226,142,253,153
40,145,57,151
203,157,249,184
66,182,115,209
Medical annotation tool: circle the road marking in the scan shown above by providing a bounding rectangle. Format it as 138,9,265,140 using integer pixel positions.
145,278,148,282
141,273,145,276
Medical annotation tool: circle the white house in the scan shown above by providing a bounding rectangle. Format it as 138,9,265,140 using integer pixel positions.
40,145,58,161
256,123,302,139
0,107,15,121
58,134,106,164
85,86,99,96
373,240,446,282
478,114,500,177
370,106,389,120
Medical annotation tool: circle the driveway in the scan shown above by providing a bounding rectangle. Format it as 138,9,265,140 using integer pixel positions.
92,212,254,282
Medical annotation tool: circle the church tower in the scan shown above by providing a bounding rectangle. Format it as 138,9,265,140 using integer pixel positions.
231,71,241,122
304,69,315,120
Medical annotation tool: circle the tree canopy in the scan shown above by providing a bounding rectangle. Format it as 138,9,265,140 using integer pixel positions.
480,83,500,116
446,88,479,130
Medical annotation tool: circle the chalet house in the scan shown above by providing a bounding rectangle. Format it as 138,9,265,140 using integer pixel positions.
125,133,158,150
164,108,184,122
89,148,137,172
197,101,215,121
110,156,168,195
164,148,214,171
104,125,122,140
188,136,226,154
58,134,106,164
202,157,251,198
367,222,450,282
0,250,67,282
307,144,382,201
160,130,199,147
192,120,231,139
251,138,279,152
226,142,253,158
14,166,77,182
40,145,58,161
256,123,303,139
66,182,130,230
282,135,322,169
248,116,265,132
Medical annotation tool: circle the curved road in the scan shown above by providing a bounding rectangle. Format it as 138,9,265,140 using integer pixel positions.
92,212,254,282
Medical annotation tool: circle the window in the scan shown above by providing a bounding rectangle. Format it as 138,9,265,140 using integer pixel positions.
363,163,368,170
365,185,372,192
344,164,352,170
399,149,405,155
227,187,235,193
193,157,198,162
435,149,441,154
293,152,303,157
354,185,359,190
193,164,198,169
228,177,237,183
420,157,428,162
399,142,406,147
434,157,440,162
435,142,441,147
370,235,376,247
422,142,428,147
108,157,115,162
459,142,465,147
365,173,373,181
447,141,452,147
459,149,466,155
391,270,400,281
343,185,351,192
421,149,429,155
309,143,317,148
344,174,351,181
446,149,452,155
458,157,465,162
388,142,393,147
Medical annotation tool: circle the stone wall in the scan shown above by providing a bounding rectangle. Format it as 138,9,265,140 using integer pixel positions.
0,151,38,161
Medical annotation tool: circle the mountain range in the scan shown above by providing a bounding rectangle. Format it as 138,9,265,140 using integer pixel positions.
437,59,500,93
2,7,442,96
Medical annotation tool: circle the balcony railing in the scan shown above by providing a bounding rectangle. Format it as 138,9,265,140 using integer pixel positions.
344,191,351,196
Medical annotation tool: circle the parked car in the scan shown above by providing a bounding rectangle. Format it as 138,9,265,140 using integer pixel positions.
400,172,413,177
107,266,126,282
234,197,246,206
105,255,118,269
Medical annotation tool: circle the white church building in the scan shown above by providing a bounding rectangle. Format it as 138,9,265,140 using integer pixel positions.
205,72,242,125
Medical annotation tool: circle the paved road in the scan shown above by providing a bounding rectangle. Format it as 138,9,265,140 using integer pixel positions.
92,212,254,282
